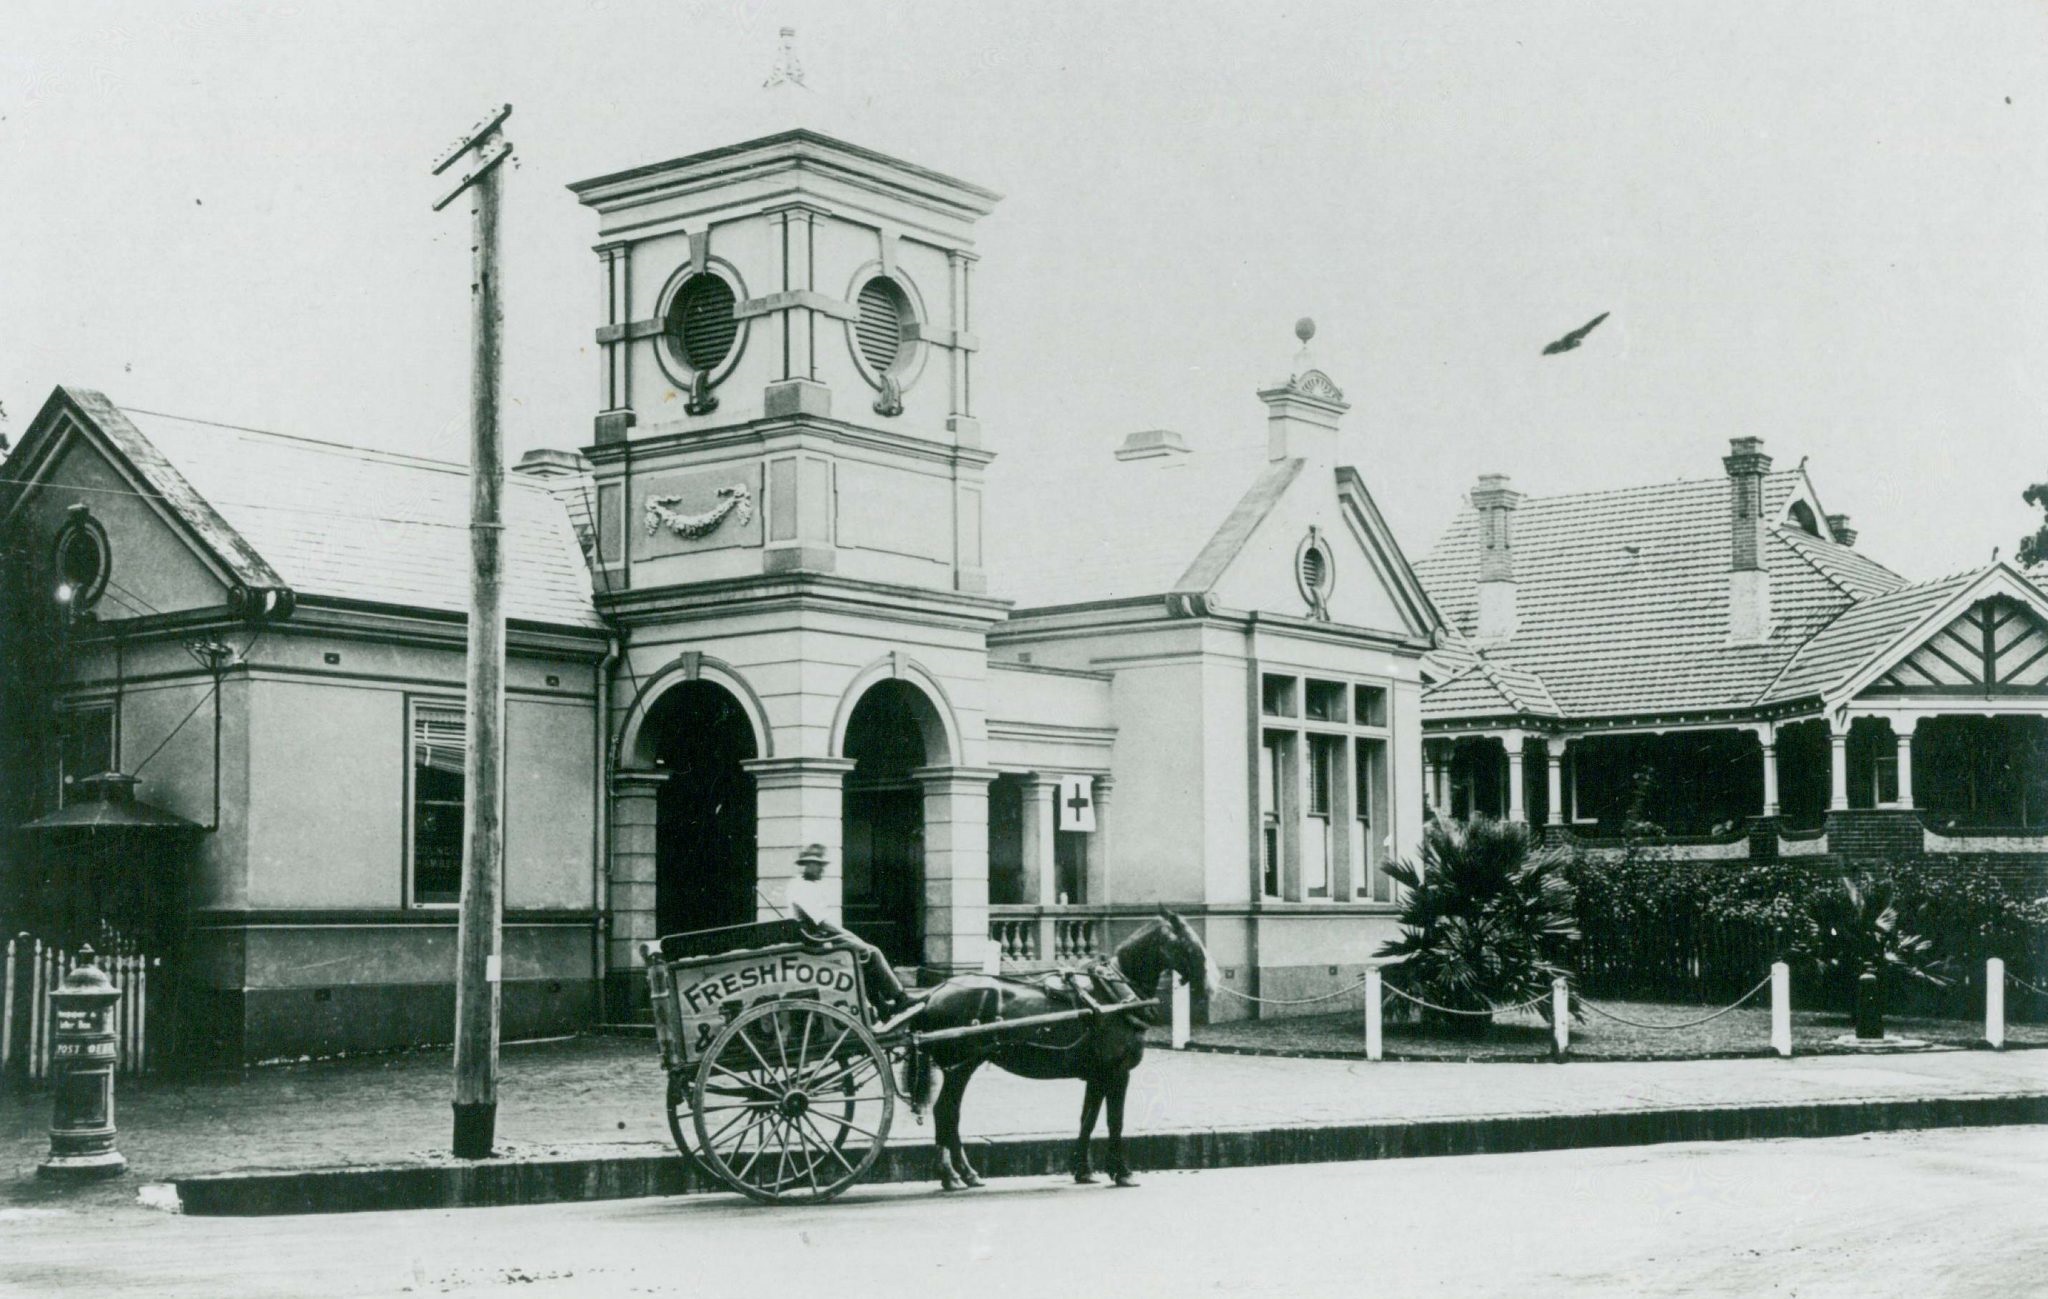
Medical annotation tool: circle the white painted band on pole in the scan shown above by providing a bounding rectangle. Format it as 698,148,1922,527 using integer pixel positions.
1170,973,1190,1049
1552,977,1570,1058
1364,967,1383,1062
1770,961,1792,1057
485,954,502,984
1986,957,2005,1050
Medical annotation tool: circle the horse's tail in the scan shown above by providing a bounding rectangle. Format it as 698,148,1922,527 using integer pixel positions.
900,1035,934,1115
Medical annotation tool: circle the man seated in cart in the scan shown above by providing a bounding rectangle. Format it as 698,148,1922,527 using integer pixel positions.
783,843,925,1019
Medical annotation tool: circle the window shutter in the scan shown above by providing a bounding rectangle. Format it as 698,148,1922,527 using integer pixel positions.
855,278,905,373
1299,546,1327,595
673,274,738,373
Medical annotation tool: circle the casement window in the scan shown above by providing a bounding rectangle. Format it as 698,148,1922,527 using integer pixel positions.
410,701,466,906
1260,734,1285,898
1256,669,1402,905
56,702,116,805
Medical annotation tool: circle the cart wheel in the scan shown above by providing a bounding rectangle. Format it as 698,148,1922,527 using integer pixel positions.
692,999,894,1204
664,1070,703,1165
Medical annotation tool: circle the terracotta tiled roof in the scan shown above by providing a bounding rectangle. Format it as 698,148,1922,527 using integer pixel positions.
1415,470,1909,721
118,407,602,630
1756,571,1979,706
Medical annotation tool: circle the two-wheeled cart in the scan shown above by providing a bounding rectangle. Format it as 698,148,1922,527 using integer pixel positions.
641,920,1152,1204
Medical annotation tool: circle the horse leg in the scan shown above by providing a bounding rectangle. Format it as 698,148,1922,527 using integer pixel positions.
1106,1070,1138,1187
932,1065,962,1191
1072,1077,1105,1184
934,1065,982,1191
945,1060,985,1188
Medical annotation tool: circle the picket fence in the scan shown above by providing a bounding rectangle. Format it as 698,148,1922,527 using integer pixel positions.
1,936,160,1081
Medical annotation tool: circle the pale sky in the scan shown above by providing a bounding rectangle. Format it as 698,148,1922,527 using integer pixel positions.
4,1,2045,578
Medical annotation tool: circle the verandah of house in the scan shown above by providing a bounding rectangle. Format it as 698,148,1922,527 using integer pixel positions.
1414,438,2048,863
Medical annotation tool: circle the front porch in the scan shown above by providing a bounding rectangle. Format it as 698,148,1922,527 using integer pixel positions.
1426,711,2048,866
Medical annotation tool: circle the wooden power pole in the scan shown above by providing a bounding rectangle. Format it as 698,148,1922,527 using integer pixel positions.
432,105,514,1160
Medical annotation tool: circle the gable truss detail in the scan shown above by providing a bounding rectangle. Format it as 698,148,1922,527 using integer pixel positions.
1867,596,2048,696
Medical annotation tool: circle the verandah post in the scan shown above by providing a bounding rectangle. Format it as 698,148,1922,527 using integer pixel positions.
1551,976,1569,1058
1170,973,1190,1049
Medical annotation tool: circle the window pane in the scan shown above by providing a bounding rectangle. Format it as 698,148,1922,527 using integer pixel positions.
1261,674,1297,718
1305,680,1346,722
59,707,115,802
1355,685,1389,727
1308,736,1336,816
412,705,465,905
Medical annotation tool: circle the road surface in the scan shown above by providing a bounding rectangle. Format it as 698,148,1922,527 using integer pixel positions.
3,1126,2044,1297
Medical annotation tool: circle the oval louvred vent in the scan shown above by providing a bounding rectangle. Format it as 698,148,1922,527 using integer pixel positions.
673,274,738,373
854,277,907,373
1299,546,1327,594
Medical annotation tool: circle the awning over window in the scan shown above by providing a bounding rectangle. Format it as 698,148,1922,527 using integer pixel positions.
18,772,203,833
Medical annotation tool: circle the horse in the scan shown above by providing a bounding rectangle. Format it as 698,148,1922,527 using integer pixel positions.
901,907,1216,1190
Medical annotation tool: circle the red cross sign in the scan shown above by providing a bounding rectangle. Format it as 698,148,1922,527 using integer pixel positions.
1057,775,1096,833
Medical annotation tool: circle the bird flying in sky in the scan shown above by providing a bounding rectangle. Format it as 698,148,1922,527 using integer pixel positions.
1542,312,1609,355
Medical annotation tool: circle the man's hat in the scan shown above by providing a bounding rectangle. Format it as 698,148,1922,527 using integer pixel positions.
796,843,829,867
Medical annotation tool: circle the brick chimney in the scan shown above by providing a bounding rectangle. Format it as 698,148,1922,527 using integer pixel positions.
1114,429,1191,466
1827,512,1857,547
1723,437,1773,643
1471,473,1522,643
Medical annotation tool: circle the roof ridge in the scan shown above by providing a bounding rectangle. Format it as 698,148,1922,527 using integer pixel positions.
121,406,471,475
1774,521,1859,602
1449,466,1805,513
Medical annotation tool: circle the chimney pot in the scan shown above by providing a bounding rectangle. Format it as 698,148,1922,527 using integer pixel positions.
1114,429,1192,463
1826,513,1857,547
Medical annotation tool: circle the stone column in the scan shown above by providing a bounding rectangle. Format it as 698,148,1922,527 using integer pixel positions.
1016,774,1058,905
1894,717,1917,810
1503,734,1527,823
1828,723,1850,812
743,756,856,923
914,765,998,977
1084,776,1115,905
608,771,667,984
1759,725,1780,817
1422,754,1440,816
1545,736,1567,827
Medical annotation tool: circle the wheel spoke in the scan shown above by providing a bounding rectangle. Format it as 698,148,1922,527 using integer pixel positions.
711,1107,775,1159
771,1009,791,1073
804,1107,882,1143
798,1053,879,1096
788,1116,830,1192
796,1010,814,1077
732,1115,774,1183
736,1026,781,1081
798,1112,858,1176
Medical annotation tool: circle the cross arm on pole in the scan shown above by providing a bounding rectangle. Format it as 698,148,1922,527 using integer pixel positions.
431,103,513,176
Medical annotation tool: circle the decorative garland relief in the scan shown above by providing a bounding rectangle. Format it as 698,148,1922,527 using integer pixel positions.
644,484,755,539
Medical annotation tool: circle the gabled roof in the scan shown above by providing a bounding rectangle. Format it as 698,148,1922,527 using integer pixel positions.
1416,468,1911,722
10,387,602,631
1754,571,1977,706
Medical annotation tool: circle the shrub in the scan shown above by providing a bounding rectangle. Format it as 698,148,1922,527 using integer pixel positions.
1377,818,1578,1032
1791,874,1950,1003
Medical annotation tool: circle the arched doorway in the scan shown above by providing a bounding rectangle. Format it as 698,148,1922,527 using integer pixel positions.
646,681,758,934
840,680,946,967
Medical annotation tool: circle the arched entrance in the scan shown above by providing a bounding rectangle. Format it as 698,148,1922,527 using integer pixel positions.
840,680,947,967
646,681,758,934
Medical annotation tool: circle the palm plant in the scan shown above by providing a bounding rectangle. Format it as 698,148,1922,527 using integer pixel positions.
1376,818,1579,1032
1794,874,1950,1001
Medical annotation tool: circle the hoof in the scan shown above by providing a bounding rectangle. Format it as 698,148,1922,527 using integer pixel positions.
959,1170,984,1188
1073,1172,1098,1185
939,1180,962,1193
1112,1173,1139,1188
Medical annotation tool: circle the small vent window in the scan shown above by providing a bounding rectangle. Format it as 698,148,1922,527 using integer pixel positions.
1299,547,1327,593
854,277,909,374
670,273,738,373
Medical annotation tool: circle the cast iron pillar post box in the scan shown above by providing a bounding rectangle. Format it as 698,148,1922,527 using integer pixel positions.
38,946,127,1179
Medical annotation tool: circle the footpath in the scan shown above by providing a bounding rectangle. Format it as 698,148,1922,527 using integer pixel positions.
4,1033,2044,1217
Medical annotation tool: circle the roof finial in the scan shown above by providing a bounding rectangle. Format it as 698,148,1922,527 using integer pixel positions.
764,26,807,90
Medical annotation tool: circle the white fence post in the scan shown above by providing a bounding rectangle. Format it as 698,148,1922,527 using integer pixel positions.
1552,976,1570,1058
1986,957,2005,1051
1770,961,1792,1058
1170,973,1191,1049
2,935,15,1075
1364,967,1383,1062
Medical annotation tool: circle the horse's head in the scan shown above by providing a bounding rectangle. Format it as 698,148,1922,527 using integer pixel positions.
1153,906,1217,994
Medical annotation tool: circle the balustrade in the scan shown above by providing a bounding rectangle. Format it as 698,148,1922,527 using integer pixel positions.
987,908,1106,971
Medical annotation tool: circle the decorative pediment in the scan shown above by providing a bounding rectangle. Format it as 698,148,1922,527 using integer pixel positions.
1289,369,1345,403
